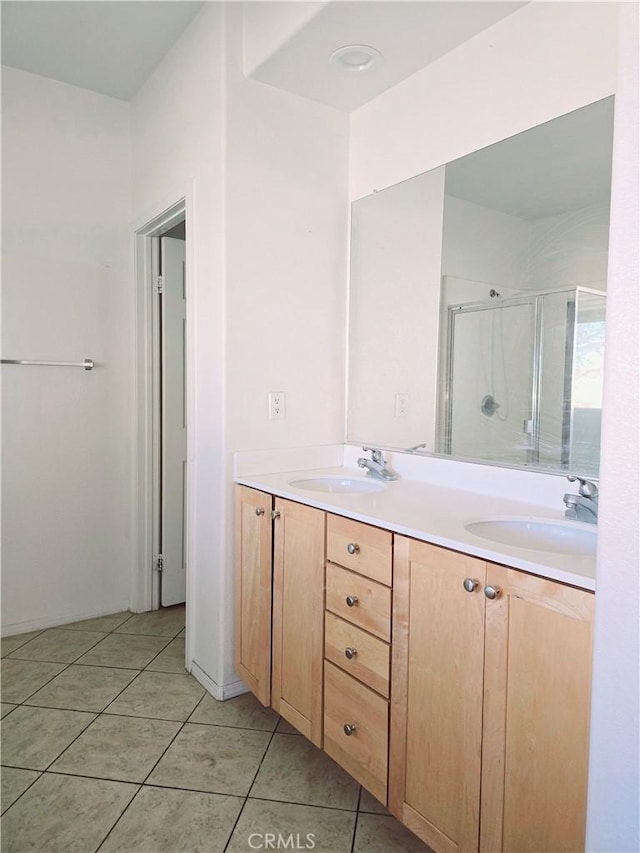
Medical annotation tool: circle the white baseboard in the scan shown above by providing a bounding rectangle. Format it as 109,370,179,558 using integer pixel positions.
1,603,132,638
190,660,249,701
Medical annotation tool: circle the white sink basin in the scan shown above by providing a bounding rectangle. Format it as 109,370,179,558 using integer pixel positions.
464,517,596,556
289,476,386,494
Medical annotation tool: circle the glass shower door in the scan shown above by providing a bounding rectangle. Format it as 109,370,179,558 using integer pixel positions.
447,301,536,464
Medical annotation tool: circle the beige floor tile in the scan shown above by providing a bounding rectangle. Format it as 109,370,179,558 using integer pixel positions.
1,706,95,770
359,786,389,814
105,671,204,721
50,714,181,783
1,767,40,814
100,785,243,852
250,733,360,811
189,691,279,731
227,799,356,853
0,659,66,703
5,628,107,663
1,703,17,719
0,772,137,853
145,637,187,673
75,632,169,669
276,716,302,735
115,605,185,638
147,722,270,796
25,665,138,712
353,813,434,852
58,611,132,633
1,631,44,658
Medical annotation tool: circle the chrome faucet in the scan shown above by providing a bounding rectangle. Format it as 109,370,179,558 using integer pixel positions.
563,474,598,524
405,442,427,453
357,447,399,481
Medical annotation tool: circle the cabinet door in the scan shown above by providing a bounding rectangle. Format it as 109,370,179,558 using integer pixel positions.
272,499,325,746
481,566,594,853
234,485,273,707
390,537,486,853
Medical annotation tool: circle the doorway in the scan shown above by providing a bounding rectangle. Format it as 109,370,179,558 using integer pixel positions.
156,230,187,605
134,199,189,614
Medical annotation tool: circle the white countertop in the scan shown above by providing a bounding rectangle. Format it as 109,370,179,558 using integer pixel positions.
235,466,596,591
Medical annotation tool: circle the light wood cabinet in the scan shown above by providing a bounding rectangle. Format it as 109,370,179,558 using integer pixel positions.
272,498,325,746
390,536,594,853
234,485,273,706
323,516,392,806
234,487,325,743
480,565,593,853
235,485,594,853
324,660,389,803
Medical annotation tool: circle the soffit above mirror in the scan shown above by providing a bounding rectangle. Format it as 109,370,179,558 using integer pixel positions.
243,1,527,112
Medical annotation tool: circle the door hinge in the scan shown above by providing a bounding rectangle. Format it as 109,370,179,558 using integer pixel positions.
154,275,164,294
154,554,164,573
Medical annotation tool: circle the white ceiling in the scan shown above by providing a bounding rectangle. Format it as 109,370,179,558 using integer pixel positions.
1,1,204,100
445,97,615,220
1,0,526,108
246,1,527,112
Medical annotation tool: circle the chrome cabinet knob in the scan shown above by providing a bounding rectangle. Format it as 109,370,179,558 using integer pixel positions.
271,510,281,520
345,595,358,607
344,647,357,660
255,507,265,516
347,543,360,555
343,723,357,736
463,578,479,593
484,585,502,600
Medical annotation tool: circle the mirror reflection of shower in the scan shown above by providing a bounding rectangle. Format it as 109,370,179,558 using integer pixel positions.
479,288,510,423
439,286,605,476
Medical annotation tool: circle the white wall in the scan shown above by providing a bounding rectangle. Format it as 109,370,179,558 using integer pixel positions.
586,3,640,849
223,4,348,687
528,203,611,290
350,2,618,199
1,67,132,632
347,169,444,451
442,195,529,290
349,1,638,846
130,3,348,695
130,3,226,693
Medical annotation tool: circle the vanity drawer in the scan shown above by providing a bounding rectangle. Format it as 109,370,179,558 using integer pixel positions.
325,564,391,642
325,611,390,697
324,661,388,805
327,515,392,586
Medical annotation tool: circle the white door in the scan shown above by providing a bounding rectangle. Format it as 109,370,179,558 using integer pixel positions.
160,236,187,606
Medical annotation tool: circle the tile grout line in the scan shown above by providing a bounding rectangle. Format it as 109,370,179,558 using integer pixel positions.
1,609,187,852
351,786,363,853
3,616,184,707
222,722,281,853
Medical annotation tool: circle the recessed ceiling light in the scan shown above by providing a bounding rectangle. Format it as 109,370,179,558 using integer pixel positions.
329,45,383,73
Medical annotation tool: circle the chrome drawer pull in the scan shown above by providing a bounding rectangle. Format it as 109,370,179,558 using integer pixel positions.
345,595,358,607
463,578,479,593
343,723,357,736
347,542,360,555
255,507,265,516
344,647,357,660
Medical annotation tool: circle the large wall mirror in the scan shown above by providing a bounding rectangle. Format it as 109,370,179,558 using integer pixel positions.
347,97,614,477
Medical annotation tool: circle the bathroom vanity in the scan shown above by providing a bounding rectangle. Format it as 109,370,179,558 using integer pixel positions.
234,467,594,853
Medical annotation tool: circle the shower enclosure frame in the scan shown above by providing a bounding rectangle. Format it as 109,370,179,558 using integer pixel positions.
441,286,605,471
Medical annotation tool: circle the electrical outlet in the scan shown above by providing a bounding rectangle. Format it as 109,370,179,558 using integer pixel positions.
395,393,409,418
269,391,286,420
